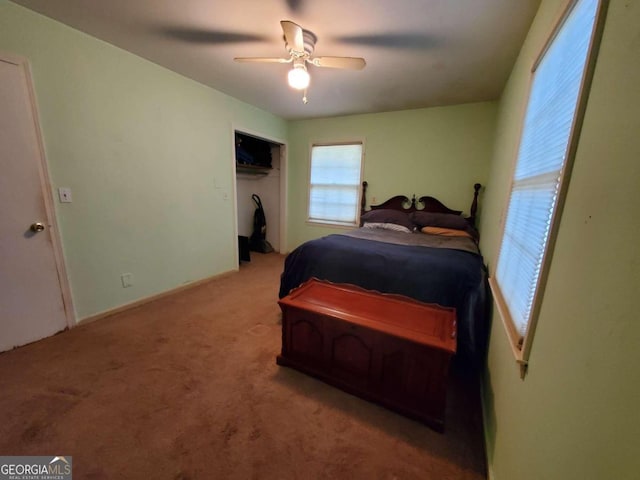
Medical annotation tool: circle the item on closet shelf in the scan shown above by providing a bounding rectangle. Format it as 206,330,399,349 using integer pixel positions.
235,134,255,165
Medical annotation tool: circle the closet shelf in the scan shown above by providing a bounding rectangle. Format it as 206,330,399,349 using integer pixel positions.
236,164,271,176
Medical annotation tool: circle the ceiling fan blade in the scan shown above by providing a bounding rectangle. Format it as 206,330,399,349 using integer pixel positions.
284,0,305,14
281,20,304,52
234,57,292,64
309,56,366,70
159,27,268,44
333,33,439,51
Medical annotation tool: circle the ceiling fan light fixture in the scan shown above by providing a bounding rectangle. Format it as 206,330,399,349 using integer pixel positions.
234,20,366,101
288,64,310,90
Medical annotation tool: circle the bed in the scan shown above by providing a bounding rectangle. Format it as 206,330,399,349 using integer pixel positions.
279,183,488,364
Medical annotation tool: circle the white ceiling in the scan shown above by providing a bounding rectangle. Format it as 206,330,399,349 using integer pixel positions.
13,0,541,120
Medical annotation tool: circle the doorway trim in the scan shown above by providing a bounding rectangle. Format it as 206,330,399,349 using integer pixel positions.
230,124,288,267
2,51,75,328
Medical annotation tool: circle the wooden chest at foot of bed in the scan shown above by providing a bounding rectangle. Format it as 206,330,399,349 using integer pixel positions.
277,278,457,432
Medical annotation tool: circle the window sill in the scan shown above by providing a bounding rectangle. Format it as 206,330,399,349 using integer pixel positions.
488,276,529,379
306,219,359,229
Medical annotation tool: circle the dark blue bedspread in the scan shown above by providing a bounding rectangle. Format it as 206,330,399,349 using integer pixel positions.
279,234,488,363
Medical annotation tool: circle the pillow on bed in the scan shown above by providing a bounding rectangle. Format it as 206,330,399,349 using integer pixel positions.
409,211,469,230
410,211,479,240
363,222,412,233
361,209,415,231
421,226,473,238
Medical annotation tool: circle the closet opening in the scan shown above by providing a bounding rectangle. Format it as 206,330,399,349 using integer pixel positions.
234,130,286,264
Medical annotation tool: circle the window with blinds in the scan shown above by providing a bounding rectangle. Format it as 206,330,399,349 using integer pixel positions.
308,143,363,226
490,0,606,374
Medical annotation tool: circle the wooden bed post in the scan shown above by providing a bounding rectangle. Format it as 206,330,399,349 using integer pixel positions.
470,183,481,226
361,181,368,215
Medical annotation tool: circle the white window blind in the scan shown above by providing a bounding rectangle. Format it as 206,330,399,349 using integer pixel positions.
494,0,600,340
308,143,363,225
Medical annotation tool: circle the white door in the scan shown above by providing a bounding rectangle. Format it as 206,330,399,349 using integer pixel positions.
0,54,72,352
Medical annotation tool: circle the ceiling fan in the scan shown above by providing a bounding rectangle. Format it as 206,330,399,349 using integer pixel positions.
234,21,366,104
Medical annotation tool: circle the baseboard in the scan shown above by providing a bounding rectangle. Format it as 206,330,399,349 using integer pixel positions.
480,375,495,480
77,269,238,326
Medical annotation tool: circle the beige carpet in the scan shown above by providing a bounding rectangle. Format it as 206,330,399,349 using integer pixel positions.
0,252,486,479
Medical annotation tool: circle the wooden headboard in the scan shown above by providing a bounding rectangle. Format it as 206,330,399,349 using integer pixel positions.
361,181,481,226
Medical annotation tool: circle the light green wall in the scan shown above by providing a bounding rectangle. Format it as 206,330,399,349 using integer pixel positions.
480,1,640,479
0,1,287,320
287,103,497,248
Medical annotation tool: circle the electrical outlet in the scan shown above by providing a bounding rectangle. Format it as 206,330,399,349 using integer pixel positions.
121,273,133,288
58,187,72,203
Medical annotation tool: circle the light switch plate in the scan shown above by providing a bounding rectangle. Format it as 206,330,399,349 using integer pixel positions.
121,273,133,288
58,187,72,203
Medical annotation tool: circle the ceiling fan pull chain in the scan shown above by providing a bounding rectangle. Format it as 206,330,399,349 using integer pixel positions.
302,89,308,104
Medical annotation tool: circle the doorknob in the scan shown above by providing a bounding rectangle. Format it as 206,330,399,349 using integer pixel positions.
30,222,45,232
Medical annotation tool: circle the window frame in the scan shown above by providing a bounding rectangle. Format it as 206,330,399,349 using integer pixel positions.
306,140,365,228
489,0,609,378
